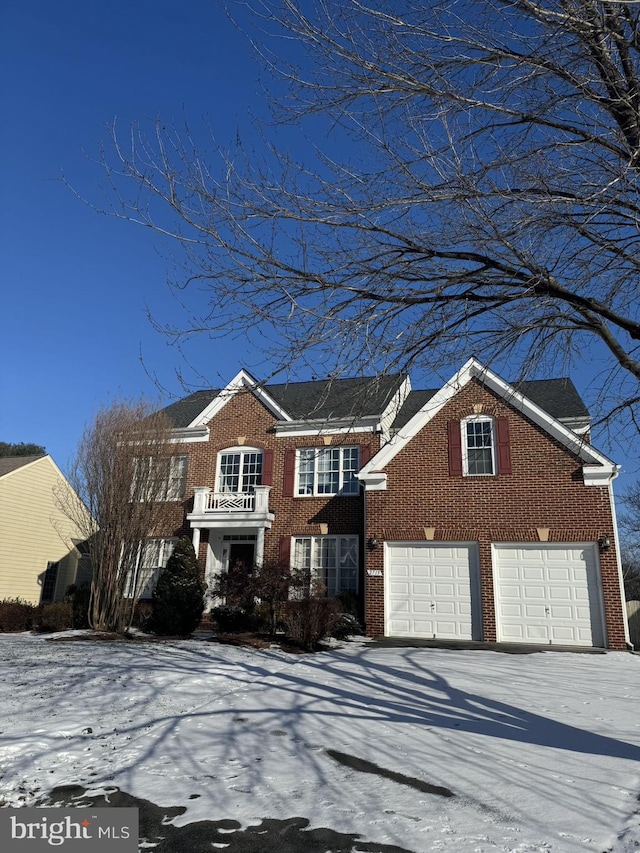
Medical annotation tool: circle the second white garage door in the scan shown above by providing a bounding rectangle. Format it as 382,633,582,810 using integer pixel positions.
385,542,481,639
493,544,605,647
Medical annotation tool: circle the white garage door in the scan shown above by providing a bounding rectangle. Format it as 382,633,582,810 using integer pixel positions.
493,544,604,647
385,542,481,639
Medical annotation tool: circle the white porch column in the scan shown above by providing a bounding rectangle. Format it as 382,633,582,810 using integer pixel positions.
192,527,201,557
256,527,265,566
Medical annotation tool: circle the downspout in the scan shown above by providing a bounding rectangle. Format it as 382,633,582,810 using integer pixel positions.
608,468,633,650
361,478,368,634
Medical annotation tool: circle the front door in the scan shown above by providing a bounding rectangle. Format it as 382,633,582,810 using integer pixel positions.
228,542,255,572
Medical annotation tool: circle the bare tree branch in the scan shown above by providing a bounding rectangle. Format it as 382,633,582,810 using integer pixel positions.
57,402,178,632
89,0,640,433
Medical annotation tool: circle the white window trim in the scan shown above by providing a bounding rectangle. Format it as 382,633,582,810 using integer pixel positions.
461,415,497,477
216,446,264,494
291,535,359,595
124,537,178,599
131,455,188,502
295,446,360,497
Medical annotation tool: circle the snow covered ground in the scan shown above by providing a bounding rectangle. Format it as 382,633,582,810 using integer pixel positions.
0,632,638,853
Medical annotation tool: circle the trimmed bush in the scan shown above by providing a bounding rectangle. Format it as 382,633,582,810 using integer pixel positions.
282,596,342,650
0,598,36,632
211,605,255,634
151,538,206,636
37,602,73,633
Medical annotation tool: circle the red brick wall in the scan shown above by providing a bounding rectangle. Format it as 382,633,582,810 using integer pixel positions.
364,379,626,649
166,388,380,589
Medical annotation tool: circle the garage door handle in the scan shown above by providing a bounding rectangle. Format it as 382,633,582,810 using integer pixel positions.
545,606,550,616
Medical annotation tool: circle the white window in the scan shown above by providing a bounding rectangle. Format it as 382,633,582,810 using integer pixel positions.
131,455,187,501
296,447,360,496
292,535,358,595
462,416,496,476
124,538,177,598
217,448,263,493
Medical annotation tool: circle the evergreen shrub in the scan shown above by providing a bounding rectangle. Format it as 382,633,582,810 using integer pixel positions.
151,538,206,636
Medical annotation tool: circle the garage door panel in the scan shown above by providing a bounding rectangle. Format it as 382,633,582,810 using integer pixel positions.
494,544,604,647
523,604,547,618
548,568,571,582
386,542,480,640
524,625,549,642
523,585,546,598
550,605,573,619
548,587,571,601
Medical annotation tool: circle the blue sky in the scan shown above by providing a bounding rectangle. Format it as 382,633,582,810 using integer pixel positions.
1,0,269,470
1,0,639,497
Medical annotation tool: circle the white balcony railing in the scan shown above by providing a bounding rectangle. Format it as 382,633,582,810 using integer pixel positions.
208,491,254,511
191,486,271,516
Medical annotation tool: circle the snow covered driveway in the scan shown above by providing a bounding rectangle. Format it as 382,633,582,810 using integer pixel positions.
0,633,638,852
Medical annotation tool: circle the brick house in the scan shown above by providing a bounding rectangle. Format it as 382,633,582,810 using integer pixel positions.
136,358,629,650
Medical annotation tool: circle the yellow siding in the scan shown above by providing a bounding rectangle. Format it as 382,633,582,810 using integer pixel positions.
0,457,89,605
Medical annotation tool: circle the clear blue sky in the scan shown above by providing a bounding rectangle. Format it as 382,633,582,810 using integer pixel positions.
1,0,638,496
1,0,272,470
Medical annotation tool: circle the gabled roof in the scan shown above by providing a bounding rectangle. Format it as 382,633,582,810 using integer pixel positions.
161,390,221,429
514,378,590,422
0,455,46,478
390,377,589,433
160,373,406,429
268,375,405,421
359,359,616,488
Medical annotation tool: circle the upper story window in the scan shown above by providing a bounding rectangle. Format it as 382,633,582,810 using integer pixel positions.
132,455,188,501
217,448,263,493
296,446,360,496
448,416,511,477
462,416,496,476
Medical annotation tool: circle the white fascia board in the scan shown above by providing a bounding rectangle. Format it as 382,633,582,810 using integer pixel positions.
378,376,412,441
273,416,381,437
359,357,478,477
583,464,620,486
359,357,617,480
167,427,210,444
359,471,388,491
188,369,292,427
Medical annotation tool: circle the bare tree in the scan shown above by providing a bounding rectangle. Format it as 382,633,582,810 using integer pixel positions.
59,402,178,632
97,1,640,431
620,479,640,599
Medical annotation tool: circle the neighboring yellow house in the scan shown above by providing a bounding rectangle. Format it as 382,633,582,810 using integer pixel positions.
0,455,91,604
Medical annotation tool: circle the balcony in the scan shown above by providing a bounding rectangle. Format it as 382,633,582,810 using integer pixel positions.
187,485,274,529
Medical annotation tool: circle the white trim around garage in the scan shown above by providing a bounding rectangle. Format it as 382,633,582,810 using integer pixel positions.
492,543,606,647
384,541,482,640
